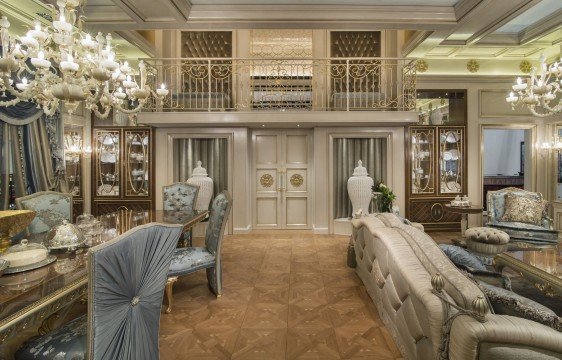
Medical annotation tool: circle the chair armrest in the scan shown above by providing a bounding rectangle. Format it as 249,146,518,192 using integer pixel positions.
449,314,562,360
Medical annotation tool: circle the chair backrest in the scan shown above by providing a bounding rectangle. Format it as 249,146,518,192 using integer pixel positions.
15,191,72,234
487,187,543,223
87,223,183,360
162,183,200,211
205,191,232,255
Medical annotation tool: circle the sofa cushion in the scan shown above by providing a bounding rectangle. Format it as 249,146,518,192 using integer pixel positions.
501,193,548,226
478,282,562,331
439,244,487,271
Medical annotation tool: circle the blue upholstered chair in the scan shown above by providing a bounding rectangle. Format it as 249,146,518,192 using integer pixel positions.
163,183,199,247
486,187,558,244
15,191,72,234
162,183,199,212
15,223,183,360
165,191,232,313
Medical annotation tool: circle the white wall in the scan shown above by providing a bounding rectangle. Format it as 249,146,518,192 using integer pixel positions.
483,129,525,176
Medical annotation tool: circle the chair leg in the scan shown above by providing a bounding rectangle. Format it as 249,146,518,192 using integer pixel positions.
165,277,177,314
206,266,222,297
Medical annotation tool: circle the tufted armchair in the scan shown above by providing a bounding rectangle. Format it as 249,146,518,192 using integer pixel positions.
163,183,199,212
165,191,232,313
15,223,183,360
487,187,558,244
15,191,72,234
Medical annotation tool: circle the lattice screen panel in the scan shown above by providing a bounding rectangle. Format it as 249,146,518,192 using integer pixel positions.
250,30,313,58
182,31,232,58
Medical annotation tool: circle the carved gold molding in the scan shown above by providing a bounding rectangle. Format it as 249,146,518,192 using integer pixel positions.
0,277,87,341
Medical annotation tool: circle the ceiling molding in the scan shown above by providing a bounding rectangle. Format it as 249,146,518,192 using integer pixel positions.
519,10,562,45
112,0,145,23
166,0,191,22
115,30,156,57
453,0,482,21
401,30,432,57
466,0,539,45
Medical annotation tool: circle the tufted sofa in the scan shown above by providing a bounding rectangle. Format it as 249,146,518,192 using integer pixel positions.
351,213,562,360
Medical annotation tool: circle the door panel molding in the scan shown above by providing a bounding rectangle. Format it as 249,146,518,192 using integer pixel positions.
252,129,313,229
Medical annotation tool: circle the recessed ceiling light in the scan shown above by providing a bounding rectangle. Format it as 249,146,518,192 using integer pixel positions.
261,124,265,127
297,124,300,127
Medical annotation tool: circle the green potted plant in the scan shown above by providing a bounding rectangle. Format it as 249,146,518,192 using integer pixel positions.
372,181,396,213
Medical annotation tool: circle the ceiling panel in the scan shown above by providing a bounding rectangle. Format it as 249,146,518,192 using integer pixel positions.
189,0,459,4
495,0,562,34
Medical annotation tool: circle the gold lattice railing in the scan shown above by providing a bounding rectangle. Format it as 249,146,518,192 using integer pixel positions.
142,57,417,112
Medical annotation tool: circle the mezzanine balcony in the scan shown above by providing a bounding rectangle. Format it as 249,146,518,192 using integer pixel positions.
142,57,417,113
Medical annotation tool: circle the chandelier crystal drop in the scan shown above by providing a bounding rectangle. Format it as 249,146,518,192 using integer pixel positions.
506,52,562,118
0,0,168,118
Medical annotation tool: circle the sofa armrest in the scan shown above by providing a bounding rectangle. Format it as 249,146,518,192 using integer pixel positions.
449,314,562,360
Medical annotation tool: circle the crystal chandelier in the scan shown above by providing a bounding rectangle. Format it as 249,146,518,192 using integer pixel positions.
0,0,169,118
505,53,562,117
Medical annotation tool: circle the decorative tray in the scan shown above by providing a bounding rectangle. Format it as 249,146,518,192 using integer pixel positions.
3,255,57,275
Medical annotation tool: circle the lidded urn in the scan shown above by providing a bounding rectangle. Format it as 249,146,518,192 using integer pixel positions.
186,161,214,211
347,160,374,216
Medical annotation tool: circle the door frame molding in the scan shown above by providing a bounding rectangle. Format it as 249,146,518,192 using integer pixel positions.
479,123,538,206
328,131,393,233
251,129,314,230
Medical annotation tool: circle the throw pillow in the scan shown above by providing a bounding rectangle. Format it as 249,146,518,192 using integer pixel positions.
500,193,547,226
478,282,561,331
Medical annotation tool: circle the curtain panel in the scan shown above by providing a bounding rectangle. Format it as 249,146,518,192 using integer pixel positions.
333,137,387,219
0,99,64,209
173,138,229,206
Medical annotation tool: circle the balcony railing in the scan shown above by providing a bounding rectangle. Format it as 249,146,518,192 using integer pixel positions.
142,57,417,112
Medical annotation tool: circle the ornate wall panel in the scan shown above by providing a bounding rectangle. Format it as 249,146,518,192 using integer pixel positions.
250,30,313,58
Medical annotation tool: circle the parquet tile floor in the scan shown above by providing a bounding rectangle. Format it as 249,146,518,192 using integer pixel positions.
159,232,403,360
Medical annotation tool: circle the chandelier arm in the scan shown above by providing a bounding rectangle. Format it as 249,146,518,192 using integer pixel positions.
113,100,146,114
91,104,112,119
529,107,551,118
0,97,22,107
1,74,32,100
85,83,106,107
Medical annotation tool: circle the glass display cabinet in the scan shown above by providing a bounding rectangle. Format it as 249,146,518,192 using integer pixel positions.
92,127,154,216
64,126,84,220
406,90,467,231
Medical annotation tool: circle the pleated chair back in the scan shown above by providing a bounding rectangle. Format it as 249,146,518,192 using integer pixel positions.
204,191,232,255
162,182,200,212
15,191,73,234
87,223,183,360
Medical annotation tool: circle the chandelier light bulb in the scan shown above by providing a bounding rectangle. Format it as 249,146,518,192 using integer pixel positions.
505,92,518,103
156,83,169,96
12,44,25,58
31,50,51,68
16,77,28,91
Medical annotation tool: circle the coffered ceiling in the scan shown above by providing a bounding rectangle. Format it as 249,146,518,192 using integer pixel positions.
0,0,560,75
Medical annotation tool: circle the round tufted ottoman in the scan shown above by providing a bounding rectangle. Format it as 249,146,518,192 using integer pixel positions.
465,227,510,256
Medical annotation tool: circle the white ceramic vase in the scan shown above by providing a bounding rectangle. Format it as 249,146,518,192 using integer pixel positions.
347,160,374,216
186,161,214,211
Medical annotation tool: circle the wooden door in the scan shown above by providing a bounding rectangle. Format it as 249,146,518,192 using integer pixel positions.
253,130,311,229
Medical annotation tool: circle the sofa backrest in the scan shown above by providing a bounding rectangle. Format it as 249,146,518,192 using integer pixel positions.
352,213,487,359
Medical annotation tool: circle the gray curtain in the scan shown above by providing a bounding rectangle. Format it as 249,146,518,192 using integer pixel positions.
0,99,64,210
173,138,229,200
333,137,387,219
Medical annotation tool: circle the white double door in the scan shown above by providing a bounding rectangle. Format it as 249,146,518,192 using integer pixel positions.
253,130,312,229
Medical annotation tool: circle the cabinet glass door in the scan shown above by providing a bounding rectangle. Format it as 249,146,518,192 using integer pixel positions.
95,130,120,196
64,126,83,197
124,129,150,197
439,127,463,194
411,127,435,194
